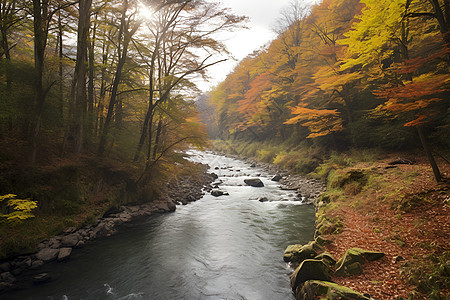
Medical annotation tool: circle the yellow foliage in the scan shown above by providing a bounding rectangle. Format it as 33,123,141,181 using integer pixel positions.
0,194,38,223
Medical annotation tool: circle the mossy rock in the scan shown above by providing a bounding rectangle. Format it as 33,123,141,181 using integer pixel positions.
316,217,343,235
315,236,333,246
297,280,370,300
335,248,384,277
290,259,331,290
283,241,321,263
315,251,336,268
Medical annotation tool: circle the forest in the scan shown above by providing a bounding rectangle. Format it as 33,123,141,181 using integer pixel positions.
204,0,449,182
0,0,247,258
0,0,449,298
0,0,245,219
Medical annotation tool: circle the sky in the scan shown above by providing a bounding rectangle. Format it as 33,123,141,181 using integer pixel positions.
197,0,291,91
195,0,297,92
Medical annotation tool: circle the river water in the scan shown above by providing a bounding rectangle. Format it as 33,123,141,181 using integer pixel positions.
9,151,315,300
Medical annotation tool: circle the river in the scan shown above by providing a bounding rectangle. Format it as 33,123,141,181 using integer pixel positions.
8,151,315,300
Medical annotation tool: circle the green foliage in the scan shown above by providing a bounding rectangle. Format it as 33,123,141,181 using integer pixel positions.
0,194,37,223
401,251,450,299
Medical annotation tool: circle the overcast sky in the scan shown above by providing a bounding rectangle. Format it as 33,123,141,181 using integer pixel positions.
196,0,316,92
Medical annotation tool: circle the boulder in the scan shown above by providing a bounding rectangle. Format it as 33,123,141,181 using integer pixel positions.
314,252,336,267
61,234,80,247
36,248,59,263
0,263,10,272
314,236,333,246
0,272,16,283
335,248,384,277
15,257,32,270
57,248,72,262
211,190,229,197
283,241,320,264
49,238,61,249
297,280,370,300
30,260,44,270
33,273,51,284
290,259,331,291
244,178,264,187
63,227,77,234
0,282,14,292
257,196,269,202
271,174,282,182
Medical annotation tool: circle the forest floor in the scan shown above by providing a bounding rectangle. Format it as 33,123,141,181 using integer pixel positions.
316,154,449,299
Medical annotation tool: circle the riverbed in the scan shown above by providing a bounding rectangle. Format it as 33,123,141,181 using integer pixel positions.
8,151,315,300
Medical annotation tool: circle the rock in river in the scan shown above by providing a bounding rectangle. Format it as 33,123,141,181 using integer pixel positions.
57,248,72,262
211,190,229,197
271,174,282,181
244,178,264,187
36,248,59,263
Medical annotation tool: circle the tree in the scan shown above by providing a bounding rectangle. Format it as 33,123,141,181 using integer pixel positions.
97,0,142,155
31,0,74,164
71,0,92,152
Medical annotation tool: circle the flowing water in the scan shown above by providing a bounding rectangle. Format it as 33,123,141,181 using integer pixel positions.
9,151,315,300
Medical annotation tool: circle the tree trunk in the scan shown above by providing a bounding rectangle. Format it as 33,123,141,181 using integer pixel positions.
58,12,64,120
97,47,127,155
30,0,48,164
73,0,92,153
151,118,162,161
98,0,140,156
87,15,97,140
416,126,442,182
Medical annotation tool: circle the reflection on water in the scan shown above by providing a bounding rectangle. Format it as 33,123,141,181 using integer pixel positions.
9,151,315,300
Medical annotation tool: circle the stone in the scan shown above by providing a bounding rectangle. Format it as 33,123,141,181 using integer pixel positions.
271,174,282,181
38,242,48,250
314,236,333,246
244,178,264,187
257,196,269,202
61,234,80,247
297,280,370,300
335,248,384,277
290,259,331,291
0,263,10,272
76,240,86,248
344,262,363,276
36,248,59,263
0,272,16,283
33,273,51,284
30,260,44,270
11,268,23,276
250,163,256,167
388,158,414,165
314,252,336,267
63,227,77,234
16,257,32,269
49,238,61,249
0,282,14,292
57,248,72,262
211,190,229,197
283,241,319,264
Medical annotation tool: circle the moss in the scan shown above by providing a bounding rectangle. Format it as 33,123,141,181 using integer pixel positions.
298,280,370,300
335,248,384,277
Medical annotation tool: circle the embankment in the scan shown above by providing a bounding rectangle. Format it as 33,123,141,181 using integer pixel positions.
212,140,449,299
0,156,216,294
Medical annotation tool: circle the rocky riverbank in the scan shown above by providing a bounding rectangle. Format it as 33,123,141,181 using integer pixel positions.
283,157,450,299
0,163,216,294
215,152,324,204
